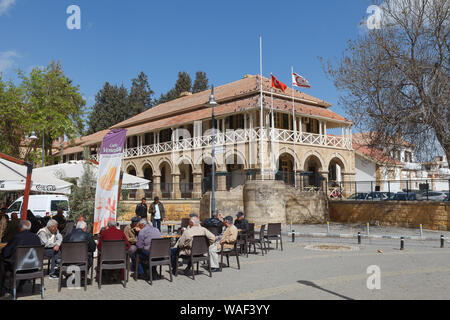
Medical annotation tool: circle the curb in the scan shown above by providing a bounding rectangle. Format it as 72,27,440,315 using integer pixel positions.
282,231,449,242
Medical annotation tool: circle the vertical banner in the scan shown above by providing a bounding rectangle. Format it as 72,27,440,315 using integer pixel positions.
93,129,127,235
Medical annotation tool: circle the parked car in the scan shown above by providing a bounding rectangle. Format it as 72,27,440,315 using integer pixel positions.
393,192,422,201
6,195,70,219
346,193,370,200
367,192,390,201
420,191,448,201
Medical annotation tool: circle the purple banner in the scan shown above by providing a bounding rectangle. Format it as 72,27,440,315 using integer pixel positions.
100,129,127,155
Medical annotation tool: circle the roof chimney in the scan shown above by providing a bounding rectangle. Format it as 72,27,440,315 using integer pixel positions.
179,91,192,98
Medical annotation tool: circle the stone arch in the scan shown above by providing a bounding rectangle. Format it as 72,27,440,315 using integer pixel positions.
276,147,301,171
301,150,325,172
141,159,156,175
224,149,247,168
326,153,347,173
302,153,325,188
156,157,174,175
125,162,138,176
327,153,347,183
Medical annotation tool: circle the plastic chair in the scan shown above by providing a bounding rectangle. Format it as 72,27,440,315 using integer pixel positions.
264,223,283,251
248,225,267,255
176,236,211,280
10,245,45,300
58,242,89,292
177,218,190,235
97,240,128,289
147,238,173,285
219,242,240,271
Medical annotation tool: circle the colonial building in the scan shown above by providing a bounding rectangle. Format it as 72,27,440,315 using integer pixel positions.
56,75,356,199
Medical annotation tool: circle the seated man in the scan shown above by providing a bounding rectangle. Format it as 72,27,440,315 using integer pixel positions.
234,212,249,235
209,216,238,272
135,219,161,279
0,220,41,296
124,217,141,256
201,211,225,235
171,216,216,275
37,219,62,279
1,212,20,243
97,221,130,283
63,221,96,269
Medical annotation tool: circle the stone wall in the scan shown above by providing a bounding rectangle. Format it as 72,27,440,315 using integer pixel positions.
119,200,200,222
199,186,245,221
329,201,450,231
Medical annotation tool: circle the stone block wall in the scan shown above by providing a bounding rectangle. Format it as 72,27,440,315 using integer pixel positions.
119,200,200,222
329,201,450,231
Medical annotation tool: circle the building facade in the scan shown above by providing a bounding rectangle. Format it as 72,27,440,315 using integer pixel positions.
57,75,356,199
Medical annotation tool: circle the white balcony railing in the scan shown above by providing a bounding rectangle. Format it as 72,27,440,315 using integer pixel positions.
90,128,352,161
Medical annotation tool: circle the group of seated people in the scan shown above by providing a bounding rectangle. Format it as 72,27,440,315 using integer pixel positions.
0,208,251,296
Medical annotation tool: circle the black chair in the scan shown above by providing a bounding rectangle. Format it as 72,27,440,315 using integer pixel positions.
9,245,45,300
245,223,255,258
97,240,128,289
248,225,267,256
219,242,240,271
236,230,248,257
176,235,211,280
264,223,283,251
58,242,89,292
147,238,173,285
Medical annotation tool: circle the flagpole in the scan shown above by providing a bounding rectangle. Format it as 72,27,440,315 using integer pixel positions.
259,35,264,181
271,74,275,175
291,66,297,188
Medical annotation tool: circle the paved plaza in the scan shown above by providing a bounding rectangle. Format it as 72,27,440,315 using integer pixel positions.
3,224,450,301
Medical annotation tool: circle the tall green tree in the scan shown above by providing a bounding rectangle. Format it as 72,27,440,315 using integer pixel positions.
157,71,192,104
192,71,209,93
0,61,86,164
87,82,129,134
128,71,154,116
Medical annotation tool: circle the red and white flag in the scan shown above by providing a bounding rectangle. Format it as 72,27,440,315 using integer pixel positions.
271,74,287,92
292,72,311,88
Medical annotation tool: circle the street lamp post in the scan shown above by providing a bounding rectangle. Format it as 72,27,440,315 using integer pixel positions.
28,129,45,167
206,86,218,218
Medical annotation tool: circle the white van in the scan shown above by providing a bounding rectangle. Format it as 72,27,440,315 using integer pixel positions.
6,195,70,219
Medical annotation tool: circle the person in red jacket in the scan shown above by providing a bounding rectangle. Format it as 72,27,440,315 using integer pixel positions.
97,220,130,252
97,221,130,283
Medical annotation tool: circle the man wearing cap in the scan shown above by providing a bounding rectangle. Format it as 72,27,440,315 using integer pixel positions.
124,216,141,255
234,212,249,235
149,197,166,232
208,216,238,272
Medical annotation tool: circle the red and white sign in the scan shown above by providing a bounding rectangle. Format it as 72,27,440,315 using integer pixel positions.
292,72,311,88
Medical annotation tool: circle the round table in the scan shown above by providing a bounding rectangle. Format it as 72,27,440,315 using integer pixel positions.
162,222,180,235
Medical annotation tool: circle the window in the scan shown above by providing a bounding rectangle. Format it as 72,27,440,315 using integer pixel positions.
144,133,154,145
51,200,69,212
159,129,172,143
7,201,21,214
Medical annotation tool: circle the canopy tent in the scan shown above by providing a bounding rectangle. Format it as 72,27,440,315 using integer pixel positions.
0,159,73,195
34,161,151,190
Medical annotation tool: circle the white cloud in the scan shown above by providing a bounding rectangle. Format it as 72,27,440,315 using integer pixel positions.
0,50,19,73
0,0,17,16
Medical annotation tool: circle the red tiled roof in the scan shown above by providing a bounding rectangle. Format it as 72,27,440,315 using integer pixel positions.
111,75,332,130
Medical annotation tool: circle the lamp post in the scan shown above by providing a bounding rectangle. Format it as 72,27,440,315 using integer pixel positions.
28,129,45,167
205,86,218,217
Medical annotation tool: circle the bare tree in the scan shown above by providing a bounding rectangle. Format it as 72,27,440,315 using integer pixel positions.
324,0,449,162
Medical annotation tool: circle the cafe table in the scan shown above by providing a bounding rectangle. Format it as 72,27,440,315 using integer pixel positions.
162,221,180,235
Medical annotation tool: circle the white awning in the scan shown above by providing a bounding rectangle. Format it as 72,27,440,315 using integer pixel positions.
0,159,73,195
34,161,150,190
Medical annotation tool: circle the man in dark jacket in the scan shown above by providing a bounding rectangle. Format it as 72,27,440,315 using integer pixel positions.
135,198,148,221
201,212,224,235
0,220,41,296
2,212,20,243
63,221,96,268
234,212,249,235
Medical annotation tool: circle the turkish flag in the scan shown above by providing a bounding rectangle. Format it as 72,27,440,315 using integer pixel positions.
271,74,287,92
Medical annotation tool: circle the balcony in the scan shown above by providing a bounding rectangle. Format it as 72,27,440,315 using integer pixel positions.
90,128,353,161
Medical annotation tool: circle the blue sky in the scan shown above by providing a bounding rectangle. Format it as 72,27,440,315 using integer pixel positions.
0,0,373,122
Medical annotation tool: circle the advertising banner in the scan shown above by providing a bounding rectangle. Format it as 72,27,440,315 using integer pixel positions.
93,129,127,234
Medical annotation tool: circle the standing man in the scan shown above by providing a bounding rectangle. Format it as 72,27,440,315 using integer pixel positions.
0,208,8,243
135,198,148,221
149,197,166,232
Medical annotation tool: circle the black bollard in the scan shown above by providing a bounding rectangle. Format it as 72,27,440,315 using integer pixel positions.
292,230,295,243
400,237,405,250
358,232,361,245
441,235,445,248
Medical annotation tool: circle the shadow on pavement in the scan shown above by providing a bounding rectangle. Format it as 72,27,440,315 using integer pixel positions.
297,280,354,300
